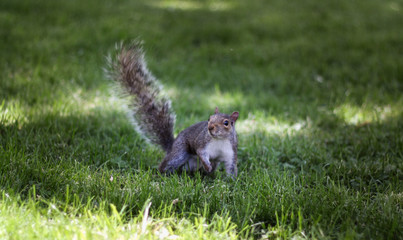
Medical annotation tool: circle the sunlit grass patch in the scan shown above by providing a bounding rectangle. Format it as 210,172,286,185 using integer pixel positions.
148,0,235,11
0,193,240,240
238,117,308,136
0,100,27,127
0,80,122,126
333,102,402,125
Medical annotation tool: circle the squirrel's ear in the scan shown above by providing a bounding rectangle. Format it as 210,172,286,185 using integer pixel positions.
215,107,219,114
230,112,239,122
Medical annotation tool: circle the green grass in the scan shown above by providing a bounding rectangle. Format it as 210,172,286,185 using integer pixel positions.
1,0,403,239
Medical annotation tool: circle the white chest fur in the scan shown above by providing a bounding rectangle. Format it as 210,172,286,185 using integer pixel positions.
205,139,234,162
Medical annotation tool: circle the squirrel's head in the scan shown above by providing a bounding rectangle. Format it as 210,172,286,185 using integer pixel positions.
207,107,239,139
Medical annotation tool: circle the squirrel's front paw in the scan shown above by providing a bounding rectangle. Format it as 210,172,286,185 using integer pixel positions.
203,163,213,172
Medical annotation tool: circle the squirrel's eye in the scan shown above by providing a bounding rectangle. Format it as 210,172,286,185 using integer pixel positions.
223,120,229,126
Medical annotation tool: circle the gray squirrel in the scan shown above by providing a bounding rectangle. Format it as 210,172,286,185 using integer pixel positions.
108,42,239,176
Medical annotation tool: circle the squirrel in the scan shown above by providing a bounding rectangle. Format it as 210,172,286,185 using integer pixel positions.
107,42,239,177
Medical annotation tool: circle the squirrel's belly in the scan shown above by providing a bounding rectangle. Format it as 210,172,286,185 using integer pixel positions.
205,139,233,162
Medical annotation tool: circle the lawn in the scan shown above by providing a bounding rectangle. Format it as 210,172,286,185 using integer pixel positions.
1,0,402,239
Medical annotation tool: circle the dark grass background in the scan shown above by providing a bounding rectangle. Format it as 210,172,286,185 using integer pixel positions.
1,0,403,238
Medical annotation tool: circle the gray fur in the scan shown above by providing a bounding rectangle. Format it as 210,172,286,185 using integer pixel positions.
159,111,239,177
108,42,239,177
107,42,175,152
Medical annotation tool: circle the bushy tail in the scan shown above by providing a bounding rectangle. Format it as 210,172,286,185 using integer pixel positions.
107,42,175,152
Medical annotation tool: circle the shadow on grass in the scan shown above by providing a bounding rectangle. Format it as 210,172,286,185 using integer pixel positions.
1,98,402,196
1,0,403,237
0,110,160,193
2,0,402,108
1,95,402,239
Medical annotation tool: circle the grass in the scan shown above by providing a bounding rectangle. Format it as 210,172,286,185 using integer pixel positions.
1,0,402,239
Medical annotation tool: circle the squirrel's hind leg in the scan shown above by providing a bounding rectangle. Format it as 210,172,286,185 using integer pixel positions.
158,150,191,174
